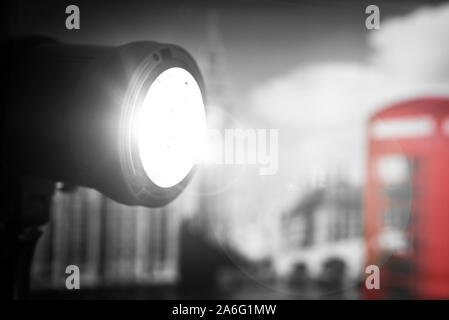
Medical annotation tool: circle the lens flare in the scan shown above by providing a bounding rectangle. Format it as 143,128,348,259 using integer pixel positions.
137,67,206,188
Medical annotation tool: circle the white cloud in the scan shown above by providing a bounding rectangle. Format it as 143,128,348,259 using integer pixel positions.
370,4,449,81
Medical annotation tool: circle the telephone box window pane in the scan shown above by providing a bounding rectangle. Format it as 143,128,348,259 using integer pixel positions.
376,155,416,253
377,155,409,185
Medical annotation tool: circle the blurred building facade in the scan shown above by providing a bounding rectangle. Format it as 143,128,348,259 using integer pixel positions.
280,178,364,281
31,187,184,289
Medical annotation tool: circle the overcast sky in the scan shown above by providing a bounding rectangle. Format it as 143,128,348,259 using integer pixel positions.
10,0,447,96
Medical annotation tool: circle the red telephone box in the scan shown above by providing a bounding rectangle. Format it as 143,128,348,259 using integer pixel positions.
363,97,449,299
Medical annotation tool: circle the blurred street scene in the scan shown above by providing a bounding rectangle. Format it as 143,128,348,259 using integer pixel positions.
7,0,448,299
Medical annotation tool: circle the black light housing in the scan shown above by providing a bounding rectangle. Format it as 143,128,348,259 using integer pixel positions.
2,37,206,207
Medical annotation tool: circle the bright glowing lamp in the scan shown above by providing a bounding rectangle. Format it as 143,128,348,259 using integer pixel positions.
137,67,206,188
3,37,206,207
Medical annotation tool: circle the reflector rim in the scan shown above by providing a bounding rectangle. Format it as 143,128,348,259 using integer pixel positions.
118,44,206,207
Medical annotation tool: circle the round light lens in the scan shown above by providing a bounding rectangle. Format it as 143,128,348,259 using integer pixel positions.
136,67,206,188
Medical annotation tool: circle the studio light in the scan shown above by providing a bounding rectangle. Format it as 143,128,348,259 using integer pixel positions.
3,37,206,207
